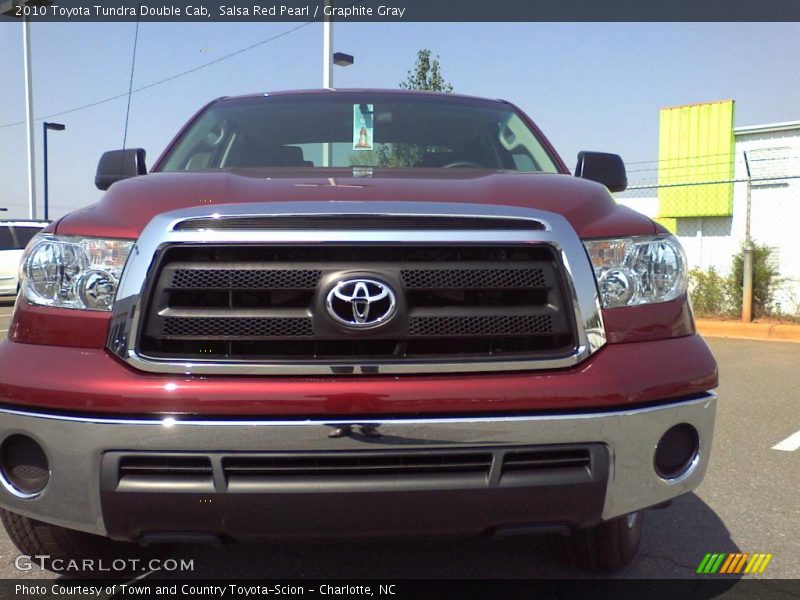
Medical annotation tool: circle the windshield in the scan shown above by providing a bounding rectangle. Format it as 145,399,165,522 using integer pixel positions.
158,93,560,173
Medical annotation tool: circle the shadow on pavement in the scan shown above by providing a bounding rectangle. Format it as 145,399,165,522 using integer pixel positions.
127,492,740,584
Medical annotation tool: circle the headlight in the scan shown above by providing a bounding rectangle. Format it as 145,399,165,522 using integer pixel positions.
583,235,687,308
21,235,134,311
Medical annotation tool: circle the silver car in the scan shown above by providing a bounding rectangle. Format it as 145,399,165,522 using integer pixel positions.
0,221,49,296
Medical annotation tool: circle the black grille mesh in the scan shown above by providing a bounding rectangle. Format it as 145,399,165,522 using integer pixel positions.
223,452,494,478
119,456,213,477
139,244,576,363
402,268,547,289
109,445,603,492
171,269,321,289
408,315,553,337
163,317,313,338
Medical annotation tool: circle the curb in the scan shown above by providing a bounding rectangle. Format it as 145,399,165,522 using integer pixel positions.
696,319,800,344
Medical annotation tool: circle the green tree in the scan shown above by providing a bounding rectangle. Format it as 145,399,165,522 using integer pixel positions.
399,48,454,93
688,267,733,317
726,242,783,318
688,242,784,318
373,49,454,168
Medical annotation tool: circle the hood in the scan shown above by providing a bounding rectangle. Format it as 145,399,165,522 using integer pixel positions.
56,169,656,239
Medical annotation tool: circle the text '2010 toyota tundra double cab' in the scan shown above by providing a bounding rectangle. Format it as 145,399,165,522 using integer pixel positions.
0,90,717,573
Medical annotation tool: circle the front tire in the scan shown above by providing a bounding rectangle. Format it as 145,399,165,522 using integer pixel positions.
1,509,163,577
551,510,644,572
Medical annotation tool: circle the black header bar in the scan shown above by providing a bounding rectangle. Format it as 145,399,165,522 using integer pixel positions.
1,0,799,22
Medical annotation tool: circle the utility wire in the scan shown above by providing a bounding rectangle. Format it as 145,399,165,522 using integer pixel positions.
626,154,799,174
624,174,800,190
122,17,140,150
0,21,314,129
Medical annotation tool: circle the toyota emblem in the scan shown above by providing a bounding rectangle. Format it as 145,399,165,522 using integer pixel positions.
325,278,397,329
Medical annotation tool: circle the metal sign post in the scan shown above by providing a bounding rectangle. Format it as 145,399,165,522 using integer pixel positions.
742,151,753,323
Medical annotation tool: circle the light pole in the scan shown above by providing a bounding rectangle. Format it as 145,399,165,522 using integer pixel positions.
322,0,333,90
321,2,353,167
0,0,48,220
23,16,36,219
43,122,64,221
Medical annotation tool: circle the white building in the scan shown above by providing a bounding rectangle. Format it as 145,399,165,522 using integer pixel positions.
617,120,800,314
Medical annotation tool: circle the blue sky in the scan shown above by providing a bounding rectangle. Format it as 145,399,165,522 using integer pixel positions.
1,22,799,220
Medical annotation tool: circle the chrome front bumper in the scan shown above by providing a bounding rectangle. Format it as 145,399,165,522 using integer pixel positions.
0,393,716,537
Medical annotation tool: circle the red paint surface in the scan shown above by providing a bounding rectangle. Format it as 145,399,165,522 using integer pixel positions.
55,170,656,242
602,296,695,344
0,335,717,416
9,299,110,348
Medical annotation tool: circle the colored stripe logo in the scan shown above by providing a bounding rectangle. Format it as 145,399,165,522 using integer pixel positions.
697,553,773,574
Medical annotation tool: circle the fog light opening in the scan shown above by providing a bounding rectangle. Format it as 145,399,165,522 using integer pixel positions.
654,423,699,481
0,434,50,498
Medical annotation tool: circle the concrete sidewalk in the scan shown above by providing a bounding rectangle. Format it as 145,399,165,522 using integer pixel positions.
696,318,800,343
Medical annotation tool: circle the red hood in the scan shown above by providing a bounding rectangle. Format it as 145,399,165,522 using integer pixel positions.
56,169,656,239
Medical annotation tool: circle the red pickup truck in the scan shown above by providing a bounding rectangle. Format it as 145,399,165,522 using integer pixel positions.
0,90,717,573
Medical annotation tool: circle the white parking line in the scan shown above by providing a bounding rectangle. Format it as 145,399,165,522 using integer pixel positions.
773,430,800,452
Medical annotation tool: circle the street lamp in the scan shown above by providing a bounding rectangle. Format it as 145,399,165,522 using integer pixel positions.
333,52,354,67
43,121,64,221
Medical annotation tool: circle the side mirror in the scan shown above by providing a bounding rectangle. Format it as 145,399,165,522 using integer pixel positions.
574,151,627,193
95,148,147,191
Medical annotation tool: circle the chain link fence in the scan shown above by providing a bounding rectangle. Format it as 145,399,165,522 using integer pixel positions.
614,149,800,319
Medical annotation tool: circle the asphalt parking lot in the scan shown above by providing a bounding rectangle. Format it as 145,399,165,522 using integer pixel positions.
0,296,798,583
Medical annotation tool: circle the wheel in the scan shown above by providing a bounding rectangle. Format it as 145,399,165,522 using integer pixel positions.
551,510,644,572
1,509,166,577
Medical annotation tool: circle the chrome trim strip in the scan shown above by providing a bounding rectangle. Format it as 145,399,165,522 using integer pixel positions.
655,428,703,486
0,466,43,500
659,446,702,486
174,212,550,230
0,392,714,427
107,202,605,375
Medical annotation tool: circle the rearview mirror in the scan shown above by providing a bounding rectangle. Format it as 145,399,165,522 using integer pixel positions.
95,148,147,191
574,151,627,193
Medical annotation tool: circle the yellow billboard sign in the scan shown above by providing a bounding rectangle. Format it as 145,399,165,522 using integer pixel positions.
657,100,735,220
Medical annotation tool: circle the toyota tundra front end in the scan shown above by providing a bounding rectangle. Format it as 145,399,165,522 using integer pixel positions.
0,90,717,572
